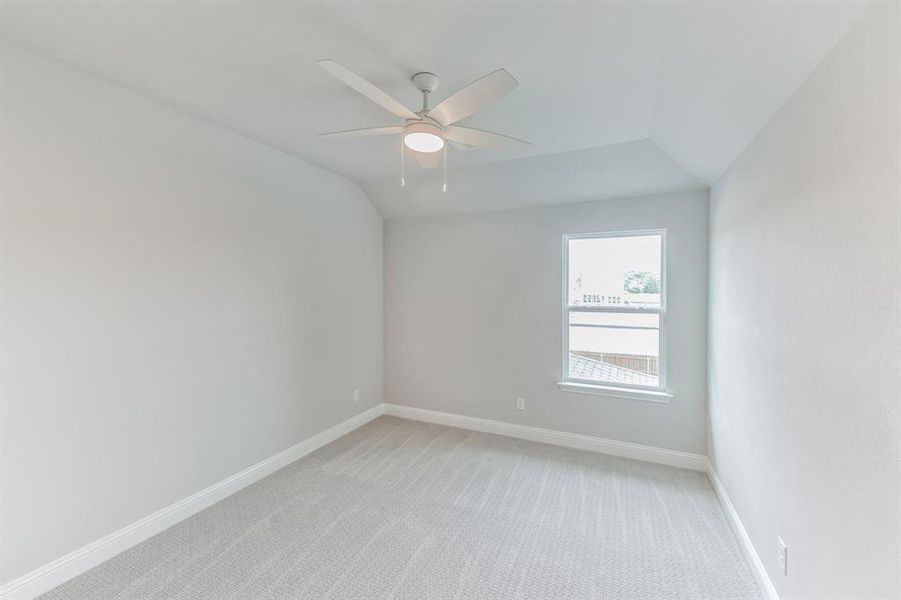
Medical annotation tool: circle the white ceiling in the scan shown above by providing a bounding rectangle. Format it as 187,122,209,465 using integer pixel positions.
0,1,867,218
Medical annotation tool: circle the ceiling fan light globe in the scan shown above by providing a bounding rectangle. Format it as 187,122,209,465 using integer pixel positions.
403,132,444,153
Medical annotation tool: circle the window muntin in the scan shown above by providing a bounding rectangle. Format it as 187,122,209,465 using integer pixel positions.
564,231,665,391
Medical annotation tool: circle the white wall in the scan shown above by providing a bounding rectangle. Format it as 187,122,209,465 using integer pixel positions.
0,44,383,583
385,190,709,454
708,5,900,599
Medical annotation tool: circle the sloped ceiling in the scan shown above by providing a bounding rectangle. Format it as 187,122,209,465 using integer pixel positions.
0,1,867,218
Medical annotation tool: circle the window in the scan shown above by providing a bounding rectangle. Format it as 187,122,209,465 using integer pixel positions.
562,231,666,394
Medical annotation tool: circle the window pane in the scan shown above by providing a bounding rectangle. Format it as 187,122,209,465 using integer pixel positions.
568,235,662,309
568,312,659,387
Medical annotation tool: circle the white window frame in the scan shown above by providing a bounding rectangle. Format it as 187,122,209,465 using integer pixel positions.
559,229,671,401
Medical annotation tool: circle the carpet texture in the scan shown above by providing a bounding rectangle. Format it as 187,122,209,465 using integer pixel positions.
41,416,762,599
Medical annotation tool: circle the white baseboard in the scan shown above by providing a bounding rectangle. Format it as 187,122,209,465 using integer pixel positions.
706,459,779,600
383,403,707,471
0,404,385,600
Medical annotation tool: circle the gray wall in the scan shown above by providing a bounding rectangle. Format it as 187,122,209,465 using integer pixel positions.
385,190,709,454
0,44,383,583
707,4,900,598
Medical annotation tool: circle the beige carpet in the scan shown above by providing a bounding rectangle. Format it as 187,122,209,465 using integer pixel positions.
41,416,762,599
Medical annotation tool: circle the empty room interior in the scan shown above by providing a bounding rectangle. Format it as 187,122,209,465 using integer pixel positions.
1,1,899,599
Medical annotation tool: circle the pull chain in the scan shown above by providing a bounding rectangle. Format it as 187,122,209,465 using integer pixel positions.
442,144,447,192
400,137,406,187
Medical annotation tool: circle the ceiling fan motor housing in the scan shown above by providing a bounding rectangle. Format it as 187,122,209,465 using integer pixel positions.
404,119,442,135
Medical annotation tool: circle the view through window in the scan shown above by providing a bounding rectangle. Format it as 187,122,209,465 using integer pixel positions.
564,232,664,390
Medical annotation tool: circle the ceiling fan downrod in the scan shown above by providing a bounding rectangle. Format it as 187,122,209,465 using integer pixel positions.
412,71,440,115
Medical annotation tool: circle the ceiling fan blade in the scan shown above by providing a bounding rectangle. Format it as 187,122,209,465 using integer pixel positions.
317,59,418,120
427,69,518,125
449,141,476,151
443,126,530,151
320,126,403,140
412,150,441,169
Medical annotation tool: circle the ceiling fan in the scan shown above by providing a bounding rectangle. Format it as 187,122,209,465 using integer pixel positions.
317,59,529,188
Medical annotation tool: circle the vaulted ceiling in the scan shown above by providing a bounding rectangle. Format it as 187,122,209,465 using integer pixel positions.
0,1,867,218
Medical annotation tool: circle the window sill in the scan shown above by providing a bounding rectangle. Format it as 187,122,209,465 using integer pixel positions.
556,381,673,403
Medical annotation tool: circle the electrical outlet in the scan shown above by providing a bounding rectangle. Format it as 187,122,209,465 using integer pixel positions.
777,537,787,576
353,389,360,402
515,397,525,410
